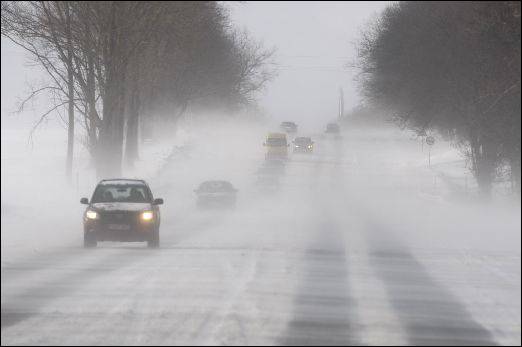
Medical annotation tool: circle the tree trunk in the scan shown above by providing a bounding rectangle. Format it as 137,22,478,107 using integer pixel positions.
98,72,125,179
125,85,140,168
86,51,98,156
470,132,498,199
65,3,74,184
96,2,126,179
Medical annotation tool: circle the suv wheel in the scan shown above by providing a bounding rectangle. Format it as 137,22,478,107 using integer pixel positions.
84,232,97,248
147,228,160,248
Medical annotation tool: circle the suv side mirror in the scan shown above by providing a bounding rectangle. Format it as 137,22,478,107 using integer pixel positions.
80,197,89,204
153,198,164,205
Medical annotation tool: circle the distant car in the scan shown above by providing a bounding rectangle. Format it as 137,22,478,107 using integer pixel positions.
325,123,340,134
195,180,238,209
81,179,163,248
264,133,289,160
293,136,314,153
280,121,298,133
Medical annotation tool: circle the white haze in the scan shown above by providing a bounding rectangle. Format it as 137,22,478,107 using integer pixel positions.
1,3,521,346
227,1,390,131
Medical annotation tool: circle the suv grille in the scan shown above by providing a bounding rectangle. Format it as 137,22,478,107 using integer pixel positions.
100,211,138,224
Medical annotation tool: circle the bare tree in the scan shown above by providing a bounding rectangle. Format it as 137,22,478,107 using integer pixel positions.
356,1,521,198
2,1,78,182
2,1,275,179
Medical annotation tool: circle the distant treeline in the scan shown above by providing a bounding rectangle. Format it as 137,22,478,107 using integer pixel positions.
1,2,274,178
355,1,521,197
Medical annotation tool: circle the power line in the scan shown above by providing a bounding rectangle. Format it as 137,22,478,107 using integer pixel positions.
277,54,351,59
273,64,354,71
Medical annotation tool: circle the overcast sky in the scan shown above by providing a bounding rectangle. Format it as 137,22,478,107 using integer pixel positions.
227,1,389,131
1,1,390,131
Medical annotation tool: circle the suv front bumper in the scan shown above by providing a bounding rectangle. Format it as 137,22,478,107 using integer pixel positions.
84,220,156,242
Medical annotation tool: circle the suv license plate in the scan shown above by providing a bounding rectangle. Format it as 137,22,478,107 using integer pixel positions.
108,224,130,231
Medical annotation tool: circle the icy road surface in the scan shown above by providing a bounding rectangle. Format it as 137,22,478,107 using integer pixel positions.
1,126,520,345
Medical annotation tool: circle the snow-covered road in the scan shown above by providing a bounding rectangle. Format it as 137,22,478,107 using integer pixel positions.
2,125,520,345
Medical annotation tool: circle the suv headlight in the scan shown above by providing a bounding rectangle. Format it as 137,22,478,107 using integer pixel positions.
85,210,98,220
141,211,154,221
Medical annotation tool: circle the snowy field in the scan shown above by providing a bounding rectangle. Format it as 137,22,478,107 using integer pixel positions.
1,118,521,345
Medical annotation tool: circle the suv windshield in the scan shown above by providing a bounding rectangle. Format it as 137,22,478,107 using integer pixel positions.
91,184,152,203
266,138,287,146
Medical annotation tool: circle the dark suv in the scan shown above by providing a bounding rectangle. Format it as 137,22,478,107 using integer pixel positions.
325,123,340,134
280,121,298,133
80,179,163,248
293,136,314,153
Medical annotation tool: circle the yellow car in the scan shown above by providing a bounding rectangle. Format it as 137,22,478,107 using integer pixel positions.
264,132,289,159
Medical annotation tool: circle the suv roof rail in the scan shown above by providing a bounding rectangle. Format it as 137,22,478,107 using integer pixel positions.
99,178,147,184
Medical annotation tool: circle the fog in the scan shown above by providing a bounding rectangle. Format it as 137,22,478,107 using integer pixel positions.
228,1,389,130
1,2,521,346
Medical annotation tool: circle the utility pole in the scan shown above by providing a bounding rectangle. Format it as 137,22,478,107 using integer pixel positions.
426,136,435,167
